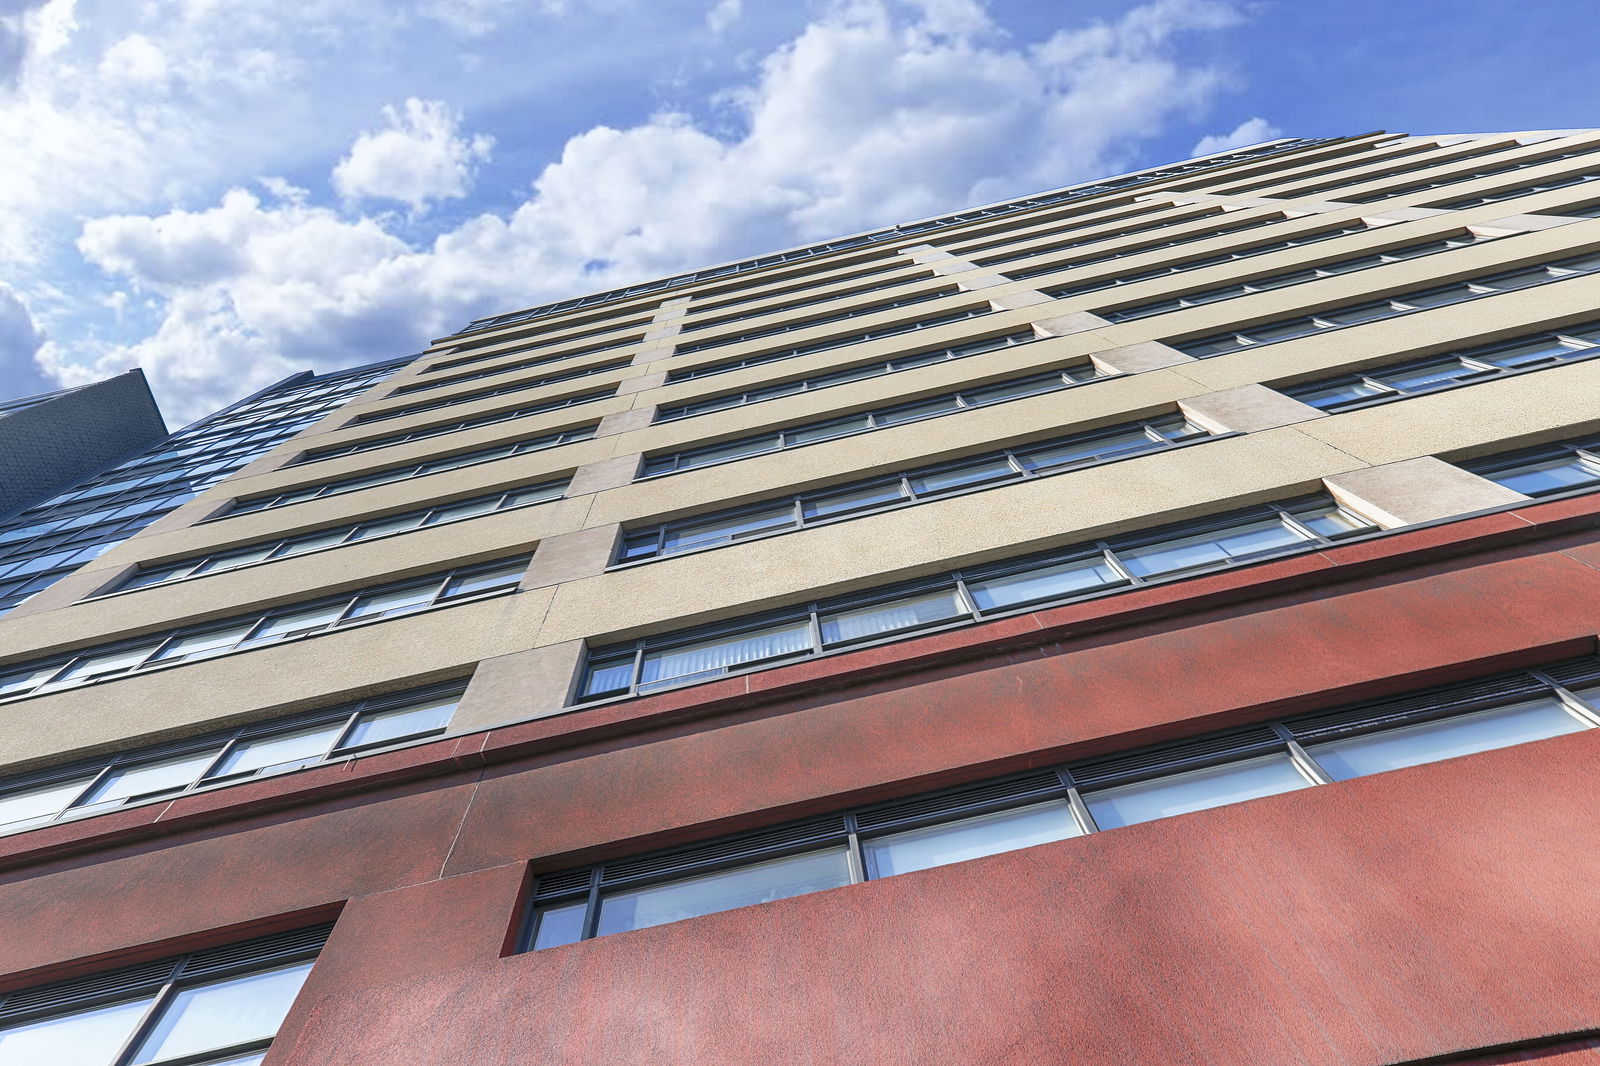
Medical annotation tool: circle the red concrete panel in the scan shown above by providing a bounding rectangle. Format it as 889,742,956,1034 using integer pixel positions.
442,546,1600,874
272,730,1600,1066
0,781,478,976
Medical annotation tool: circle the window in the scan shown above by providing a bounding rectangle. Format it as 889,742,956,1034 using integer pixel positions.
1281,322,1600,412
1456,433,1600,498
685,265,927,320
664,306,996,384
638,364,1107,478
0,924,329,1066
104,480,567,595
0,683,463,835
359,361,631,421
1174,251,1600,358
294,391,612,464
1436,169,1600,209
223,427,592,516
973,208,1266,269
1090,231,1491,323
0,557,527,704
672,286,960,355
1034,221,1371,296
527,657,1600,950
655,330,1041,422
618,414,1213,563
415,336,641,383
582,496,1371,701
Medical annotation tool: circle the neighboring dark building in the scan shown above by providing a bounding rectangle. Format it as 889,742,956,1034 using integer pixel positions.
0,371,166,517
6,130,1600,1066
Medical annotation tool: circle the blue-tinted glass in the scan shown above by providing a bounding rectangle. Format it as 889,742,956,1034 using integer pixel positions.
531,902,588,949
966,555,1123,611
1480,455,1600,496
1304,698,1589,781
863,801,1082,878
595,848,851,935
1084,754,1313,829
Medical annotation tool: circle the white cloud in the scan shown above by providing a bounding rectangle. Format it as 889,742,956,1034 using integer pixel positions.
62,0,1256,423
332,98,494,212
1191,115,1282,157
705,0,740,35
0,283,53,399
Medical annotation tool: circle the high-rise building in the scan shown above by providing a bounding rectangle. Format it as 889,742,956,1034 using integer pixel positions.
4,128,1600,1065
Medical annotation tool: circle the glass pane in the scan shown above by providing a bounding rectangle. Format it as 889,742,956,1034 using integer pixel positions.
868,398,960,427
0,775,94,829
1393,284,1472,309
206,722,345,778
1304,698,1590,781
818,587,965,645
1183,335,1247,357
345,583,439,621
1373,359,1480,392
194,545,277,574
76,749,219,807
1473,338,1582,369
120,562,197,590
966,555,1123,611
502,483,566,508
1016,428,1157,472
55,642,160,683
1085,753,1313,829
347,512,428,541
0,663,62,697
251,603,350,643
661,505,793,553
1288,503,1374,538
962,376,1060,405
683,434,780,467
1289,378,1387,409
339,695,457,749
595,848,851,935
151,622,256,662
1483,266,1557,290
0,995,154,1065
1478,456,1600,496
531,901,588,949
907,456,1016,495
581,655,635,698
1243,317,1321,341
272,528,352,558
1315,301,1399,324
801,481,907,520
131,959,314,1064
640,618,813,690
863,800,1082,878
443,561,527,598
1117,517,1305,579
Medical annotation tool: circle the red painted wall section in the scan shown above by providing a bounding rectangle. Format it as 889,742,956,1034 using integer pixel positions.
267,731,1600,1066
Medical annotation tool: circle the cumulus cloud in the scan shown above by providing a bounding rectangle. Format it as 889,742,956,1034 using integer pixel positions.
705,0,740,35
0,284,54,399
64,0,1255,422
332,98,495,212
1191,115,1282,157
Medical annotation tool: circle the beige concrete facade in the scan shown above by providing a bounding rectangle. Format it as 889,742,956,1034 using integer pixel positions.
5,128,1600,785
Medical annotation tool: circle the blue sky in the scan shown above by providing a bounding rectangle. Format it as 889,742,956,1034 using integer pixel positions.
0,0,1594,424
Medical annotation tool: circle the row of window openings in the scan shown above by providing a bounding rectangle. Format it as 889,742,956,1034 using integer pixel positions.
0,555,530,702
637,362,1107,478
1229,140,1515,200
460,138,1320,331
353,359,632,424
653,328,1041,423
0,684,465,835
431,313,653,372
619,413,1211,564
663,305,995,384
532,663,1600,948
581,495,1372,701
1033,219,1372,297
670,285,962,355
970,207,1274,271
1174,250,1600,358
105,479,569,595
943,199,1177,258
1086,230,1493,324
396,342,637,399
1434,168,1600,209
291,389,613,465
0,925,329,1066
1281,320,1600,412
999,211,1292,281
222,427,593,517
1459,433,1600,500
1340,144,1596,204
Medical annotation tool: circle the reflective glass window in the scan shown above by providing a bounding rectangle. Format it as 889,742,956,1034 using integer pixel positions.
1084,754,1315,829
819,587,966,645
1479,455,1600,496
1117,517,1307,579
595,849,851,935
1304,698,1590,781
0,997,154,1065
0,776,95,829
339,696,457,750
75,750,219,808
130,961,315,1065
863,801,1082,878
530,901,588,950
966,555,1124,611
638,619,813,692
207,722,345,779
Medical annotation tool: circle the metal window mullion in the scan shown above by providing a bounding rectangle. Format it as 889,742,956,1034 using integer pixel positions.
1099,540,1139,585
628,643,647,697
578,867,605,941
950,573,984,619
1053,769,1100,833
108,975,180,1066
843,812,867,883
806,606,826,654
1271,722,1334,785
1268,504,1327,547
